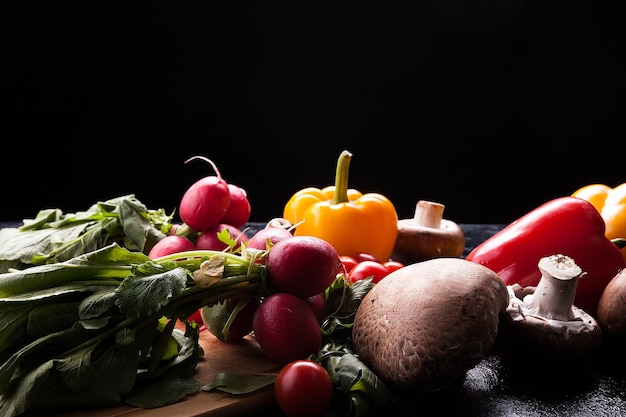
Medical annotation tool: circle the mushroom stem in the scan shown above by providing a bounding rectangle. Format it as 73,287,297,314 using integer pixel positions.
413,200,444,229
524,254,584,321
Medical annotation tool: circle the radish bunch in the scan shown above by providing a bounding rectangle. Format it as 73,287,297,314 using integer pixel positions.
146,156,346,365
199,231,342,364
148,155,251,258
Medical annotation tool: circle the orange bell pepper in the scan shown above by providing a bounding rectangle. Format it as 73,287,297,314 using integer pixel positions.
572,183,626,262
283,150,398,262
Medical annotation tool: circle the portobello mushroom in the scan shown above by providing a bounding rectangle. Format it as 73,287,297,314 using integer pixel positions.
351,257,508,393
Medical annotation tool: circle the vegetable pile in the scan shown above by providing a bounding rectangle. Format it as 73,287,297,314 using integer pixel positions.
1,152,626,417
0,154,392,417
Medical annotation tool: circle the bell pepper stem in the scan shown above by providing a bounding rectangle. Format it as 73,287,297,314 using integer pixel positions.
612,238,626,249
332,150,353,205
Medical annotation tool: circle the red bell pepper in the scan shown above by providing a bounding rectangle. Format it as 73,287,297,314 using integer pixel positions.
466,196,626,317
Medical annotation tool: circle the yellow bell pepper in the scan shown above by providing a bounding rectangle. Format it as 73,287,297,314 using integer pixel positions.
572,183,626,262
283,150,398,262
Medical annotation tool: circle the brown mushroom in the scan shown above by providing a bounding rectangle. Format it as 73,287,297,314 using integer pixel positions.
596,268,626,344
497,254,602,364
391,200,465,264
351,257,508,393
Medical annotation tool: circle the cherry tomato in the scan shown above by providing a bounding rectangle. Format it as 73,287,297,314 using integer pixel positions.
348,260,390,284
383,260,405,273
275,360,333,417
350,252,381,263
339,255,358,274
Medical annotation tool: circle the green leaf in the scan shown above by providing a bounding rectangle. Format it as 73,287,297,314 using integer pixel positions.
0,322,95,395
0,357,54,417
0,327,143,415
0,244,149,297
0,224,91,271
0,304,31,357
201,298,252,342
26,301,81,337
123,373,203,408
78,288,118,319
117,196,169,252
202,372,275,394
327,353,391,406
115,267,188,319
321,275,374,342
123,324,203,408
0,195,172,273
0,284,112,355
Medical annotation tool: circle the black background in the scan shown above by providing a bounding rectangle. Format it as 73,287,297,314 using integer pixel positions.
1,2,623,225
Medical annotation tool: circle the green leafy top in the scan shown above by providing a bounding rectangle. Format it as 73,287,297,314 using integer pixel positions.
0,243,265,417
0,195,173,273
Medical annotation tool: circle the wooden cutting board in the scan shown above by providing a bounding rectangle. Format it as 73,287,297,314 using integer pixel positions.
25,322,281,417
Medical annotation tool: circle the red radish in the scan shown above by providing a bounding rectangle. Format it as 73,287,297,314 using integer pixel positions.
179,156,231,231
246,226,294,251
252,293,322,364
187,308,204,326
266,236,341,298
220,183,251,229
148,235,196,258
304,293,326,322
195,223,249,252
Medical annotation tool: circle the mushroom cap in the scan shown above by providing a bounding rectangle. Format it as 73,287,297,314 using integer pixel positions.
597,268,626,343
498,309,602,363
392,219,465,264
352,257,508,393
499,283,603,363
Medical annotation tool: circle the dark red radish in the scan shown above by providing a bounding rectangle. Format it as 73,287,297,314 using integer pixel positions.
179,156,231,232
196,223,249,252
304,293,326,322
220,183,251,229
266,236,341,298
187,308,204,326
246,226,294,251
148,235,196,258
252,293,322,364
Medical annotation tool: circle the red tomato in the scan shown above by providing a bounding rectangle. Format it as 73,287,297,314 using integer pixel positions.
348,260,390,284
339,255,358,274
275,360,333,417
350,252,381,263
383,260,405,273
